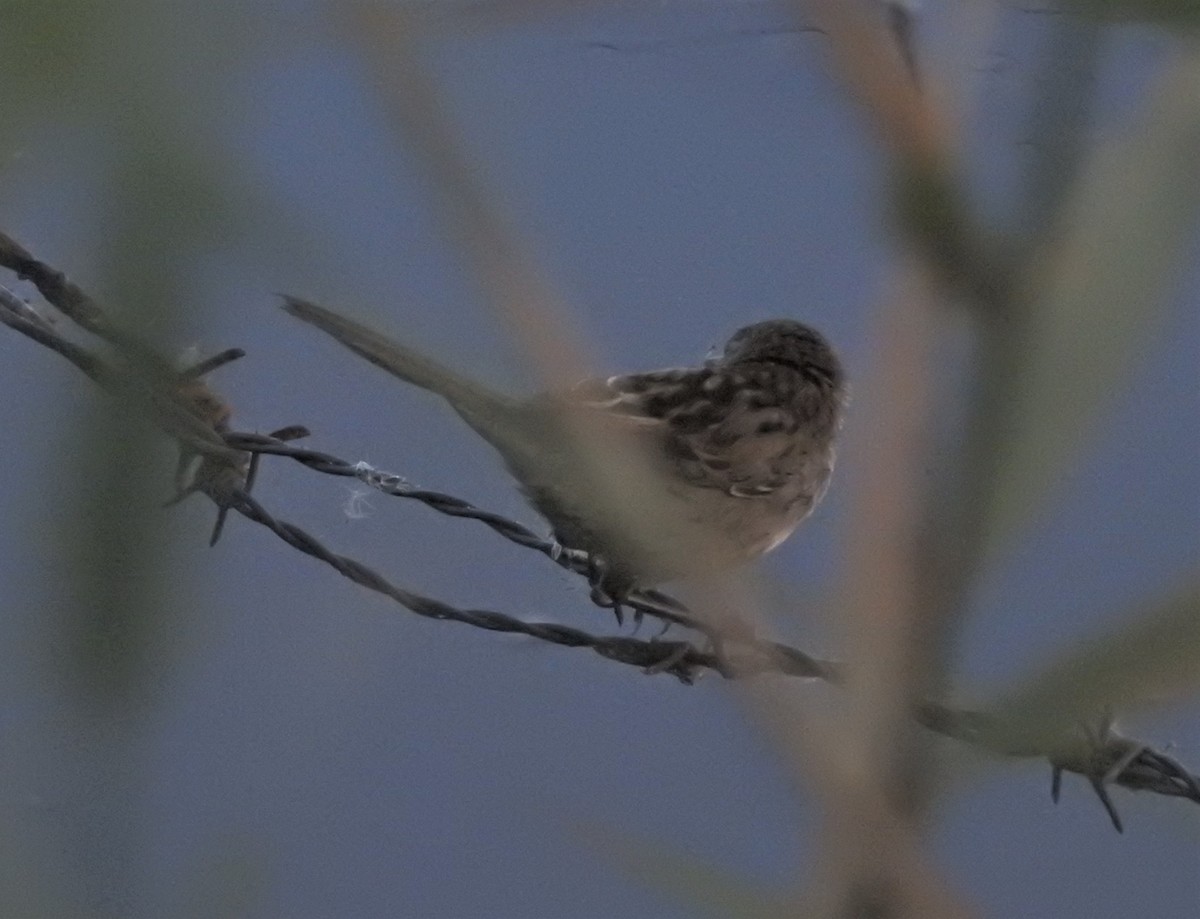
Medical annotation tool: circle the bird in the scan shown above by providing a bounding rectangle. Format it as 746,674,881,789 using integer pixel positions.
283,296,845,602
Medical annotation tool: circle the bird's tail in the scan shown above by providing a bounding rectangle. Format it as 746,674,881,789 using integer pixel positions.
282,296,529,453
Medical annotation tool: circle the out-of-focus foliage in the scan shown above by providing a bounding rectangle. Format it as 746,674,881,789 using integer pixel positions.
0,4,289,293
982,50,1200,552
0,0,106,130
578,821,792,919
988,578,1200,750
1067,0,1200,28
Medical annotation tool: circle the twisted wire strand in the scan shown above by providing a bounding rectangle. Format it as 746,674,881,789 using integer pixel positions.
224,432,698,630
228,488,713,683
224,431,1200,807
3,236,1197,820
0,229,172,373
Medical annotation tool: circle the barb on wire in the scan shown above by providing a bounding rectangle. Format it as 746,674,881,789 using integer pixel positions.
0,234,239,461
0,287,235,462
0,233,304,546
915,701,1200,828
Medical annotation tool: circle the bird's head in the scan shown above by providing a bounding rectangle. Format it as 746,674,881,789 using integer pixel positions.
719,319,843,389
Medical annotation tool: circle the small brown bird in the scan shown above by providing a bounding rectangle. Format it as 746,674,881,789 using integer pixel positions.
283,297,844,597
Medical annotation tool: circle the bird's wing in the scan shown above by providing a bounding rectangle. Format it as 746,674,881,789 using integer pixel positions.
567,366,809,497
282,296,531,456
565,368,696,418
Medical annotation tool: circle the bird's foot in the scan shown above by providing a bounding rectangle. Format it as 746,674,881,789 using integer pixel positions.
583,554,642,629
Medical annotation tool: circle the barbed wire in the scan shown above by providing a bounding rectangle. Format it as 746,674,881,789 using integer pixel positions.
228,487,729,684
225,432,709,634
221,428,1200,806
2,232,1198,828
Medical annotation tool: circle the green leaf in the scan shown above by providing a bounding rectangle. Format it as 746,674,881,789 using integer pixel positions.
983,49,1200,550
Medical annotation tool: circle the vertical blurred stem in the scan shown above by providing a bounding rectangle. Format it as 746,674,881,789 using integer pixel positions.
52,117,197,916
57,408,163,916
347,5,746,594
794,0,987,841
1011,17,1102,253
7,5,240,914
899,292,1022,812
347,4,593,391
902,20,1105,814
64,139,186,699
816,264,976,919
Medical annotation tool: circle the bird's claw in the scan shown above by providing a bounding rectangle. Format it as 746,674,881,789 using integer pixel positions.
588,584,624,626
583,552,640,628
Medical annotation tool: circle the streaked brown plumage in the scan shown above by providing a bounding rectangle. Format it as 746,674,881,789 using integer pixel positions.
283,297,844,593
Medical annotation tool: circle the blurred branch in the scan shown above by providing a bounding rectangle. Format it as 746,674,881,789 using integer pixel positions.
982,47,1200,549
785,11,1024,848
790,9,991,875
344,4,588,388
796,0,1013,311
788,0,1199,849
884,0,921,83
1041,0,1200,28
338,18,957,909
1010,14,1103,253
987,581,1200,753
